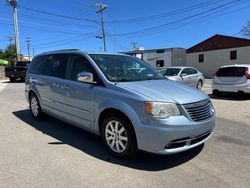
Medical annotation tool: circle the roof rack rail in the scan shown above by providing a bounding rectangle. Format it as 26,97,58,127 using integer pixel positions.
42,49,81,54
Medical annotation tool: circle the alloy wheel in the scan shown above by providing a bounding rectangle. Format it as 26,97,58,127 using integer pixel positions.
105,120,128,153
31,96,39,117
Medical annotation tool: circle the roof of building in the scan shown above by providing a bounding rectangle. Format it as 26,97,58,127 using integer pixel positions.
121,47,185,54
187,34,250,53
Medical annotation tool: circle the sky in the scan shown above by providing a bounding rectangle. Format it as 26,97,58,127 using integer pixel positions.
0,0,250,56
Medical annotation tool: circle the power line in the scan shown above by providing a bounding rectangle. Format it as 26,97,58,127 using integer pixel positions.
107,0,243,37
105,0,223,23
19,5,100,24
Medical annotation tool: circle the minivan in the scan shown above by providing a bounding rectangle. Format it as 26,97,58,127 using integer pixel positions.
25,50,215,158
212,64,250,96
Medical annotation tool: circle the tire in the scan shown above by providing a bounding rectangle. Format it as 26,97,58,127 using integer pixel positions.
101,115,137,158
29,93,43,119
196,80,202,89
9,77,16,82
212,90,221,97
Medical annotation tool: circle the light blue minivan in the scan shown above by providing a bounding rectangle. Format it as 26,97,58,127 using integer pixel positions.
25,49,215,158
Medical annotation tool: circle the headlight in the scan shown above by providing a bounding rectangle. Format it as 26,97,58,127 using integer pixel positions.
144,102,180,119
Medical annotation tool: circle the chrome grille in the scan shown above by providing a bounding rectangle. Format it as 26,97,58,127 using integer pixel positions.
183,99,214,122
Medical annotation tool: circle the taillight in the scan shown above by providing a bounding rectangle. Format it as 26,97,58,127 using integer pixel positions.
246,67,250,79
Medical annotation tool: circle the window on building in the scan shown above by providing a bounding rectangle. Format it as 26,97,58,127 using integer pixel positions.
156,49,165,53
156,60,164,67
198,54,204,63
230,50,237,60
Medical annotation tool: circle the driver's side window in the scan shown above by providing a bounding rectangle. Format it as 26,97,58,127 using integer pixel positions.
69,55,95,81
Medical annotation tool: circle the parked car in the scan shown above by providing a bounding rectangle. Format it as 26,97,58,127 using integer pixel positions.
25,50,215,158
212,64,250,96
159,67,205,89
5,61,30,82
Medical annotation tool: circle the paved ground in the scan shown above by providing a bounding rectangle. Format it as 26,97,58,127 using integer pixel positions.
0,82,250,188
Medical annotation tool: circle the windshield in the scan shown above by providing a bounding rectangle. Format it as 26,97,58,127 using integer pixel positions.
160,68,181,76
89,54,164,82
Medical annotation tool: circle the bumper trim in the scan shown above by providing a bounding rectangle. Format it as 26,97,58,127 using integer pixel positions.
160,131,213,154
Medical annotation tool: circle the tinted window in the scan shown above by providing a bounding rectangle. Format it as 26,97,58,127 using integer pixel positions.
16,61,30,66
181,68,197,75
217,67,246,77
69,55,95,81
44,54,69,79
188,68,198,74
160,68,181,76
28,55,48,74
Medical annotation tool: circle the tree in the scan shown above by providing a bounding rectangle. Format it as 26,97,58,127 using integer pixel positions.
241,21,250,37
5,44,17,66
0,49,4,60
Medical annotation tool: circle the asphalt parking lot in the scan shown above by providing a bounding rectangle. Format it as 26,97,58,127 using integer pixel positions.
0,80,250,188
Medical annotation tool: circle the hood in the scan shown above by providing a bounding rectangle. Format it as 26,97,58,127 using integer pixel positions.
117,79,208,104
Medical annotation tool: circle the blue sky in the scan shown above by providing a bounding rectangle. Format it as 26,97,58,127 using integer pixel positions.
0,0,250,55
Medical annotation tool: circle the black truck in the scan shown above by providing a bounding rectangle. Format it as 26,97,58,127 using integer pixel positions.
5,61,30,82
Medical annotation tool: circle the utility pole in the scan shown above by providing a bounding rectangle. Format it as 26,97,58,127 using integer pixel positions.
96,3,107,52
132,43,138,50
26,37,31,61
32,48,35,57
7,36,13,66
6,0,20,62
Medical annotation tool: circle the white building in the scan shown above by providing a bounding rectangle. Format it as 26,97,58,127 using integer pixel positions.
186,34,250,78
122,48,186,69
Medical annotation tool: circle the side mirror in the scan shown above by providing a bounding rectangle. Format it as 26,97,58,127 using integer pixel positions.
180,73,187,77
77,72,96,84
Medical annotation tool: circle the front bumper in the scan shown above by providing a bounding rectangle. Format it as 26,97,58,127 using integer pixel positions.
212,81,250,93
135,115,215,154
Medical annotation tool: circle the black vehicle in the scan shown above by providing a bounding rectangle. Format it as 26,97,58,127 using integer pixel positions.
5,61,30,82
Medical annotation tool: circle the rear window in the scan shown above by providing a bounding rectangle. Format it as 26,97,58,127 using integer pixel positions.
217,67,246,77
16,61,29,66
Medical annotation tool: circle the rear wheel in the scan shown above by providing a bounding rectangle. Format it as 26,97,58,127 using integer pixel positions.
196,80,203,89
9,77,16,82
29,93,43,119
101,115,137,158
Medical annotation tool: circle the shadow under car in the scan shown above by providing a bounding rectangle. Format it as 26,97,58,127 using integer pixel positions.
12,109,204,171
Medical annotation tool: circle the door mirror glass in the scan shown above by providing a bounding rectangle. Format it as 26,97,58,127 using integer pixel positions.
77,72,95,84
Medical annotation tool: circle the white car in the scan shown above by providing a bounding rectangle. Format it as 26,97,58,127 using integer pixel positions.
159,67,205,89
212,64,250,96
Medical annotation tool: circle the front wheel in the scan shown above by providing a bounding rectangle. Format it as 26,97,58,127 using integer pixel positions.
101,116,137,158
